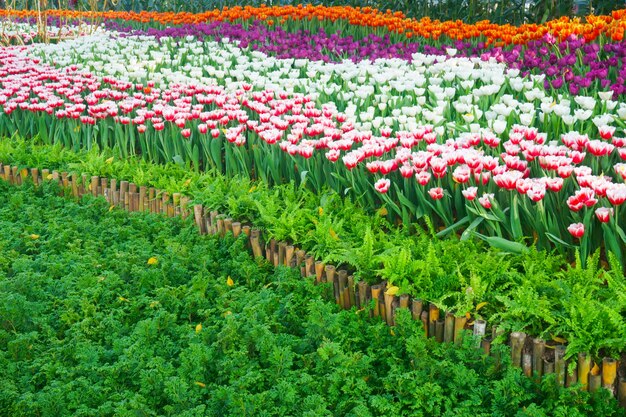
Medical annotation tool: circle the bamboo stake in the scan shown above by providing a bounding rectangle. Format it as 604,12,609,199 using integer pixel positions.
338,270,348,309
589,373,602,393
19,167,27,185
31,168,39,186
523,352,533,377
554,345,566,387
420,311,429,337
358,281,370,311
348,276,356,308
473,320,487,348
371,285,382,318
454,315,467,345
566,362,577,387
618,378,626,408
224,218,233,235
61,172,69,188
139,186,147,211
435,319,445,343
285,245,295,267
180,196,189,219
314,261,324,283
444,312,455,343
481,339,491,355
543,359,554,375
277,241,286,265
578,352,591,391
194,205,206,234
52,171,59,183
250,229,263,258
295,249,305,270
384,289,396,325
532,339,545,379
304,255,314,278
325,265,338,303
510,332,526,368
411,299,423,321
71,173,79,197
91,176,99,197
428,304,439,338
11,166,18,185
232,222,242,238
216,218,225,237
80,173,88,196
41,169,49,183
378,289,386,322
110,179,117,205
602,357,617,395
119,181,128,209
100,178,108,198
2,165,10,183
148,187,155,212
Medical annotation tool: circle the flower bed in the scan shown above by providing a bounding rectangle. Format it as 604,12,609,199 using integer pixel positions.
3,5,626,400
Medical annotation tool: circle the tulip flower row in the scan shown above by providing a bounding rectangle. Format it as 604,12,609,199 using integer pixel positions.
3,5,626,45
1,20,626,268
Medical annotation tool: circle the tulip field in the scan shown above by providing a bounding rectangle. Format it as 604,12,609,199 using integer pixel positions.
4,3,626,412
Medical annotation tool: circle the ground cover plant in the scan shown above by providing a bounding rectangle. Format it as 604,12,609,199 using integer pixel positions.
0,180,624,417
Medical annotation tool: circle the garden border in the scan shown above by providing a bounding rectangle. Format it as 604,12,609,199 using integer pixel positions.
2,160,626,405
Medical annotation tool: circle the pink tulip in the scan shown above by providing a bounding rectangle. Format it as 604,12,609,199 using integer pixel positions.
181,129,191,138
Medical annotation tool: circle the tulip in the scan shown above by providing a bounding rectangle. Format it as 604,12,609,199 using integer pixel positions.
374,178,390,194
478,193,494,209
462,186,478,201
595,207,613,223
567,222,585,238
428,187,444,200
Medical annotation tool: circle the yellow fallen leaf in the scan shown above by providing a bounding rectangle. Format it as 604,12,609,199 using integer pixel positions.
105,157,114,164
109,205,115,212
378,207,388,216
226,276,234,286
20,168,28,178
329,228,339,240
248,185,257,193
223,311,232,317
149,301,159,308
318,206,323,216
195,323,202,333
591,363,601,376
390,329,395,336
465,312,471,320
46,174,54,180
475,301,488,311
29,234,40,240
119,296,128,302
147,257,158,265
551,334,567,344
194,381,206,388
183,178,192,187
385,286,399,296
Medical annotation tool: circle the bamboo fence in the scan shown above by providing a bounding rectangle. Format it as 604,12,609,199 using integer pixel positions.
1,161,626,402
